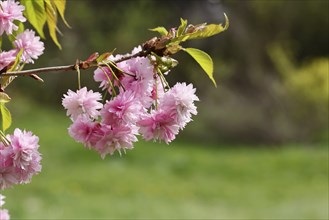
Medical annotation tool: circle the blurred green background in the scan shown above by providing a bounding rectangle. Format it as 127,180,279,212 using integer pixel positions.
3,0,329,219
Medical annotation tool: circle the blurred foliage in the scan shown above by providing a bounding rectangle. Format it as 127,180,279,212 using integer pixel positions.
7,0,329,144
287,59,328,107
269,44,328,140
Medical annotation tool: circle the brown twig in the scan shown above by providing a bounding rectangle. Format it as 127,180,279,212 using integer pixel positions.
1,33,173,78
2,64,75,76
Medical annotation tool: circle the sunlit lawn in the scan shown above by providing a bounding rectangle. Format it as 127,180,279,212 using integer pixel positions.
3,98,328,219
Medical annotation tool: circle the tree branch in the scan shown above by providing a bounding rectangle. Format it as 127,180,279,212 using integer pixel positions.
1,50,148,77
2,65,75,76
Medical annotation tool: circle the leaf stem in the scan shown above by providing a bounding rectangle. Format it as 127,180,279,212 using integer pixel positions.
99,66,116,97
101,61,126,91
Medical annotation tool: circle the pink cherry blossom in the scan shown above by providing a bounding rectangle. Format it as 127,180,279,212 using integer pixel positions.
0,166,17,190
14,29,44,64
0,128,42,189
68,49,201,155
93,124,138,158
119,57,154,107
159,82,199,128
119,57,154,89
0,143,18,190
0,0,26,35
8,128,41,184
62,87,103,121
93,64,123,93
93,46,143,92
0,209,10,220
68,115,103,148
93,67,113,91
9,129,39,170
138,110,180,144
69,117,138,158
0,50,16,71
101,90,144,126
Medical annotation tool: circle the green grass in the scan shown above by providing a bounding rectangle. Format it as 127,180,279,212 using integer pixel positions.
2,98,328,219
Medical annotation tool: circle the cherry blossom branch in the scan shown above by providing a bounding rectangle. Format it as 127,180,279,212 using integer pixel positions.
2,65,76,76
2,50,148,77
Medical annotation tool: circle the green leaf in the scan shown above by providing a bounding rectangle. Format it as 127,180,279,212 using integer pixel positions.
188,13,229,40
96,52,112,63
177,18,187,37
169,13,229,45
21,0,46,39
1,76,16,91
149,27,168,36
0,104,12,132
183,48,216,87
0,92,11,104
45,0,62,49
52,0,71,28
17,21,25,34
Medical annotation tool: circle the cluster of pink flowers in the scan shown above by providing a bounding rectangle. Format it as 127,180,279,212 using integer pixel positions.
0,1,44,217
0,0,44,71
63,51,199,158
0,194,9,220
0,0,25,35
0,128,42,191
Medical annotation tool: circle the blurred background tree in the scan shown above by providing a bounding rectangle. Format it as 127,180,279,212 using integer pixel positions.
7,0,328,145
